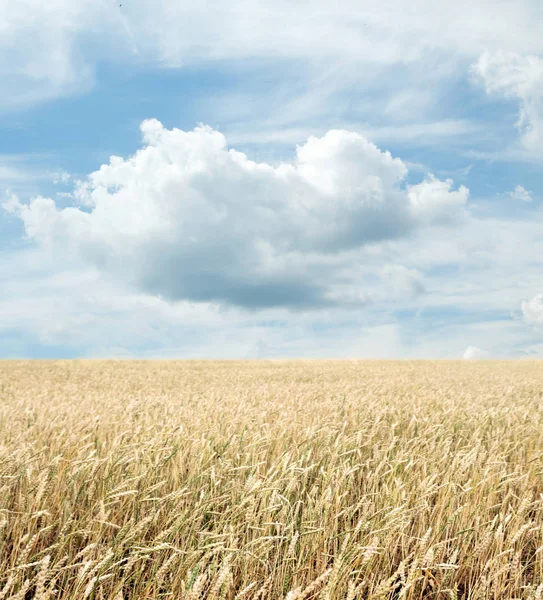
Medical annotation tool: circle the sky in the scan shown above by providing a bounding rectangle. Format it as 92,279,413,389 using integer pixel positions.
1,0,543,359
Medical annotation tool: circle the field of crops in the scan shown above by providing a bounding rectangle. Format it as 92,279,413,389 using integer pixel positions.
1,360,543,599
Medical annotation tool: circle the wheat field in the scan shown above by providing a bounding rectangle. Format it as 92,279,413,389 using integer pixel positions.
1,360,543,599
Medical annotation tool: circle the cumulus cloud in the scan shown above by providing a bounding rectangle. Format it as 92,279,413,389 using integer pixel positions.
4,120,469,311
509,184,533,202
473,51,543,151
462,345,489,359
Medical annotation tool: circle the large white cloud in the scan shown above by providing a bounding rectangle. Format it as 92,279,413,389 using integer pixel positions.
4,120,468,310
4,212,543,359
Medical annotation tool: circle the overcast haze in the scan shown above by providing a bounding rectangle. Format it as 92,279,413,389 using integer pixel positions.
1,0,543,358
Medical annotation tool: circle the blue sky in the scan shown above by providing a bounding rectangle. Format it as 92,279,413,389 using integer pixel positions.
2,0,543,358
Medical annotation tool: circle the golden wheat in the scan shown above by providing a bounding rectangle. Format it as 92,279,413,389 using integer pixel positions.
1,359,543,598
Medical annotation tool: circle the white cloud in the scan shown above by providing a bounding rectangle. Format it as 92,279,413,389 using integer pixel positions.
4,120,467,311
50,170,71,185
408,175,469,226
0,0,106,110
4,178,543,359
462,345,489,359
117,0,543,66
2,227,543,359
2,0,543,112
2,193,21,215
473,51,543,152
509,184,533,202
521,294,543,325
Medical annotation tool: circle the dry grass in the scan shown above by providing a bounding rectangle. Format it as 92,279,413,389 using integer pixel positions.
1,360,543,599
